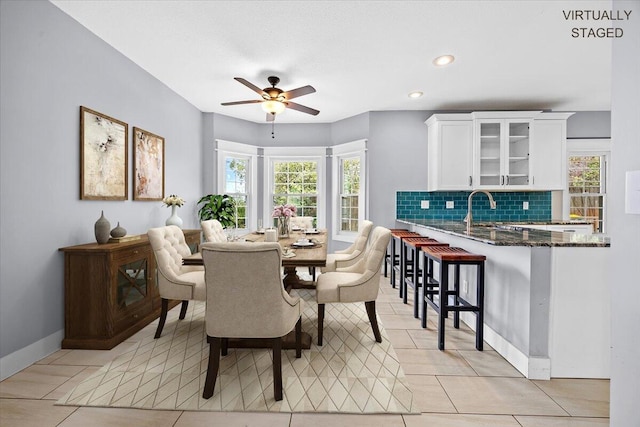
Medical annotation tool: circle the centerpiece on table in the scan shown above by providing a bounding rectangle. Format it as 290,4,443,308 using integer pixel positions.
272,203,296,238
163,194,185,228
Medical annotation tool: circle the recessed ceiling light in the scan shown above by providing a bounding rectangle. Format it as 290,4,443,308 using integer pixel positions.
433,55,455,66
408,91,423,98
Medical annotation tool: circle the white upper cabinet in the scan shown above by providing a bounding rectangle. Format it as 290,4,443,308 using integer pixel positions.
426,111,573,191
530,113,574,190
426,114,473,191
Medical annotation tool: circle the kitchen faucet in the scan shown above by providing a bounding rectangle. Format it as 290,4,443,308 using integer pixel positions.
464,190,497,234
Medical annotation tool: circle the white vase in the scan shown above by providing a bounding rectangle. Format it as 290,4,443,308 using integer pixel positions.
166,205,183,228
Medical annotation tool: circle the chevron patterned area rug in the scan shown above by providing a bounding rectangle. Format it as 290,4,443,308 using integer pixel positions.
57,289,417,413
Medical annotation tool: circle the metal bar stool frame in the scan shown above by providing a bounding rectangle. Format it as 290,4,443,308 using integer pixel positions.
401,237,449,318
420,246,486,351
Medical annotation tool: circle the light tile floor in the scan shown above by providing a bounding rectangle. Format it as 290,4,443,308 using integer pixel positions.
0,274,610,427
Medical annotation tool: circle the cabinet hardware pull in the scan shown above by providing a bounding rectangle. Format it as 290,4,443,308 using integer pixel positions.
133,250,138,254
506,175,510,185
469,176,472,186
500,175,504,185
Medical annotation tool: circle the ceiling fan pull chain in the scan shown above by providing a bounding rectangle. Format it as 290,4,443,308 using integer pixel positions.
272,121,275,139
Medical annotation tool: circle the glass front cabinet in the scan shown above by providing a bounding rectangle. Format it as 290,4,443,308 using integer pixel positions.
473,112,535,190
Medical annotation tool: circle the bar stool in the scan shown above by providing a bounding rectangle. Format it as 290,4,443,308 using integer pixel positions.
420,246,486,351
390,231,420,292
384,228,408,278
401,237,449,318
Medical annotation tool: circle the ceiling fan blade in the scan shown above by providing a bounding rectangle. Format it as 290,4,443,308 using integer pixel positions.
221,100,263,106
266,112,275,122
234,77,267,97
285,101,320,116
282,85,316,100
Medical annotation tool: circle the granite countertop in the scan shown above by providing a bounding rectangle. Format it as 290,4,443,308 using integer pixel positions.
397,219,610,247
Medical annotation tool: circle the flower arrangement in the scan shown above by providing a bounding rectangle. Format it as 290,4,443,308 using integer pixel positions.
272,203,297,218
162,194,185,207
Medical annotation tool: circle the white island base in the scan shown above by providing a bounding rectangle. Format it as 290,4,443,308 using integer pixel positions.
402,222,610,380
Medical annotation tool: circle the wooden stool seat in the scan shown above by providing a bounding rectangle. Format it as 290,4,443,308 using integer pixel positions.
421,246,486,351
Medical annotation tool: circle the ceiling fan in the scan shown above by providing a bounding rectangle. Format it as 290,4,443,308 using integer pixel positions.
221,76,319,122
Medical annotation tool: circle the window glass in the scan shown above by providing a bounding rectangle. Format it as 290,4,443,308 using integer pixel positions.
568,155,605,233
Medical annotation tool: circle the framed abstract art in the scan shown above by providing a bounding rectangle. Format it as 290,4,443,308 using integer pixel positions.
133,127,165,201
80,106,128,200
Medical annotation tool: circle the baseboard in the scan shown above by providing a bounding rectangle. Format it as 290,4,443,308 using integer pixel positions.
0,329,63,381
460,312,550,380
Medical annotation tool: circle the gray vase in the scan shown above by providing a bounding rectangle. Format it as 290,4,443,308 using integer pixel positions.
94,210,111,244
110,222,126,238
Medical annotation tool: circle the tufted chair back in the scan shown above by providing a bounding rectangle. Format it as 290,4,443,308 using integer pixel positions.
148,225,193,281
201,219,227,243
322,220,373,272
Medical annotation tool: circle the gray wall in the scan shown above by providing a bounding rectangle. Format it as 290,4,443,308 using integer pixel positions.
0,1,203,365
567,111,611,138
609,2,640,425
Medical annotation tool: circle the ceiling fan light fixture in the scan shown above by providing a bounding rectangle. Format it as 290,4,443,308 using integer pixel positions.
408,91,423,98
433,54,455,66
262,100,286,115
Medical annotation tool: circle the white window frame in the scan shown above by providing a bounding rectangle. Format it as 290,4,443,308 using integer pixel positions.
262,146,327,229
216,140,258,231
332,139,367,243
564,138,611,233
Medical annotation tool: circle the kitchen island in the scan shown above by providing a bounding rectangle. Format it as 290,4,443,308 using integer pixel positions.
397,219,610,380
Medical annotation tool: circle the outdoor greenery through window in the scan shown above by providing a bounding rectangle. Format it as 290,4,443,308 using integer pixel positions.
272,161,318,226
340,157,361,232
225,157,247,228
568,155,605,233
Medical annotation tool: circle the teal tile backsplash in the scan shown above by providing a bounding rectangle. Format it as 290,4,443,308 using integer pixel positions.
397,191,552,222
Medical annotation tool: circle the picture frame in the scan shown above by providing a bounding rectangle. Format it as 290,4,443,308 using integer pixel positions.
80,106,128,200
133,127,165,201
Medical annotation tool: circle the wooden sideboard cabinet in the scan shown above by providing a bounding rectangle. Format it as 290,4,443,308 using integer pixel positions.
59,229,201,349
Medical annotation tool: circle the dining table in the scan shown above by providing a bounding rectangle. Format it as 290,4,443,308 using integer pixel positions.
183,228,328,292
181,228,328,350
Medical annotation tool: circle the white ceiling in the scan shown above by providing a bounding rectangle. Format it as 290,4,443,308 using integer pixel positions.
50,0,612,124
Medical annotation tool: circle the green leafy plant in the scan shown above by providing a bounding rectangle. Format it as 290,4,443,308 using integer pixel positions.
197,194,236,228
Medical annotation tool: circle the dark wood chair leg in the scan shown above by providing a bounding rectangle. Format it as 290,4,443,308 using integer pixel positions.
295,317,302,358
273,337,283,401
179,300,189,319
317,304,325,346
365,301,382,343
221,338,228,356
308,267,316,281
203,336,221,399
154,298,169,339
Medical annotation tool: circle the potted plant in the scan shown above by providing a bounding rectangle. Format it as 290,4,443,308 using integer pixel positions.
197,194,236,228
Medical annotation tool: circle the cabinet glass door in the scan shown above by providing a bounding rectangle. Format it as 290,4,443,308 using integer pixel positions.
506,122,530,186
479,122,501,186
116,258,148,308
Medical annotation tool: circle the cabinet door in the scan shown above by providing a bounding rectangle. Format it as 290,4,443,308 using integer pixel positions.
530,120,566,190
475,119,532,189
112,249,154,324
504,120,531,188
476,120,502,187
428,120,473,190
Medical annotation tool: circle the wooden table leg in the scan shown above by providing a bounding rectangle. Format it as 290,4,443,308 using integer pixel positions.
283,266,317,290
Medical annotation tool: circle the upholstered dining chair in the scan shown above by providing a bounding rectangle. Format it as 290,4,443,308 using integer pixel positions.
201,219,227,242
322,220,374,273
147,225,205,339
315,226,391,346
201,242,303,401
